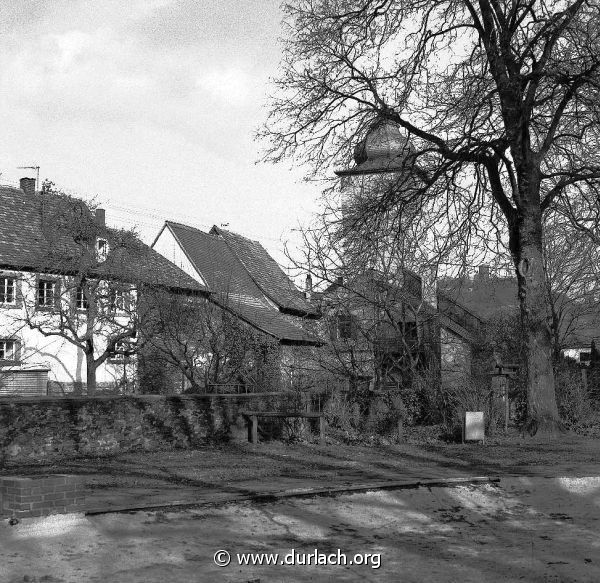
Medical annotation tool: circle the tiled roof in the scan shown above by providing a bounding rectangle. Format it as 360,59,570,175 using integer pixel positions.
557,311,600,349
320,271,476,342
0,186,205,293
163,221,319,345
438,276,518,319
210,226,318,317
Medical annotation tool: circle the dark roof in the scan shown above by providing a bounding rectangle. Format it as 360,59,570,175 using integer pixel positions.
210,226,318,317
438,275,518,319
438,274,600,347
0,186,205,294
437,290,485,337
319,271,478,342
558,311,600,349
161,221,319,345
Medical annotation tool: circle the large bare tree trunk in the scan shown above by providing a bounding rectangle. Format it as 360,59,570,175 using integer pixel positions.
86,354,97,395
511,208,563,435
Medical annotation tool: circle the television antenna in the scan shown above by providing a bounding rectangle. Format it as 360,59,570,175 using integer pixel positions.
17,165,40,191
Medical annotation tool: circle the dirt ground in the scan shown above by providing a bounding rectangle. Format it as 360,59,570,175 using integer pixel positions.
3,434,600,505
1,476,600,583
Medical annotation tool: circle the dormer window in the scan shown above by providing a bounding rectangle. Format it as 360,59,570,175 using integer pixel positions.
0,276,16,305
96,238,109,262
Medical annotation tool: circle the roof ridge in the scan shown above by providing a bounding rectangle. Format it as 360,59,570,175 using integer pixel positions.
211,224,262,245
0,191,205,292
214,226,318,317
165,220,211,235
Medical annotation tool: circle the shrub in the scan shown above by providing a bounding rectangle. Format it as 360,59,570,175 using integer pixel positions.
555,360,594,427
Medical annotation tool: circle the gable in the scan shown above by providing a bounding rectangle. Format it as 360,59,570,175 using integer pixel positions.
152,224,208,288
154,221,320,345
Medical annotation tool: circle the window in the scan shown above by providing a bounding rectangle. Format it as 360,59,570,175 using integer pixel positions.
37,279,56,308
334,312,356,341
0,276,16,304
96,238,109,262
76,286,89,310
338,314,353,339
109,339,133,363
109,287,130,312
0,339,19,362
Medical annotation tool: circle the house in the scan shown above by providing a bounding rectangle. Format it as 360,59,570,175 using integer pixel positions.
438,265,518,319
439,264,600,364
151,221,321,390
559,312,600,365
329,118,478,394
0,179,205,395
314,268,477,396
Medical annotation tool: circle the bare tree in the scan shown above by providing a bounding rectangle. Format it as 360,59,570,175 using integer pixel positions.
292,208,441,413
141,290,283,393
261,0,600,434
7,183,147,394
543,209,600,359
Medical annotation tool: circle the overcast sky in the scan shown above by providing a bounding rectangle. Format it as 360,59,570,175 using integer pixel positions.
0,0,321,269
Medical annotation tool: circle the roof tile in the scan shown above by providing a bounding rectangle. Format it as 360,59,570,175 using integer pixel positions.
165,221,319,345
0,187,205,293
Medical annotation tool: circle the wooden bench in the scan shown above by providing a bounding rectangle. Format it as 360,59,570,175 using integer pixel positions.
241,411,326,445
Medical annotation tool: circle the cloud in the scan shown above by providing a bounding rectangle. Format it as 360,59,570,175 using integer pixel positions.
52,30,93,70
0,0,321,266
195,67,253,107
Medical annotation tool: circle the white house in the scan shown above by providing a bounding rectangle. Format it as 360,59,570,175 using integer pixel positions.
0,179,205,395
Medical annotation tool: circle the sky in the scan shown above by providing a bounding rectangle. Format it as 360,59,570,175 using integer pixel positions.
0,0,322,272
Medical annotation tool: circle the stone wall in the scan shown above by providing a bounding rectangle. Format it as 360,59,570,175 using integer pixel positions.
0,393,288,464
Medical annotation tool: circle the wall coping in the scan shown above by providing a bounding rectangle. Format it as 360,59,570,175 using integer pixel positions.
0,392,287,405
0,367,52,372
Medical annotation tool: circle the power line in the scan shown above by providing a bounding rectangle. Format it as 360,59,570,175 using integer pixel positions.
102,201,286,243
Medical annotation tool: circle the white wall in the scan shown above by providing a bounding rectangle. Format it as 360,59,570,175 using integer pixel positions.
0,269,135,390
152,225,206,286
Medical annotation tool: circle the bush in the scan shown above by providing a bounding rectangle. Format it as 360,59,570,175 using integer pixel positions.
434,374,520,441
324,391,361,433
138,349,183,394
555,360,594,427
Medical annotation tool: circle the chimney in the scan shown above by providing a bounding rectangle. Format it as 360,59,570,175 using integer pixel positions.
20,177,36,196
478,265,490,280
94,208,106,227
304,273,313,300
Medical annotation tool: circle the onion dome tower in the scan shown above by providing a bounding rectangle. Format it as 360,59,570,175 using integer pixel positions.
335,118,416,177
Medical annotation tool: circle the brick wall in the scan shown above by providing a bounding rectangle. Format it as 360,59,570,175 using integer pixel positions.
0,393,288,464
0,475,85,518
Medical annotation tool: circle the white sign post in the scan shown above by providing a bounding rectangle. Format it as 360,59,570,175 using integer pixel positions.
463,411,485,443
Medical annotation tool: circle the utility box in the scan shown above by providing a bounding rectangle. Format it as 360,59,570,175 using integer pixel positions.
463,411,485,443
